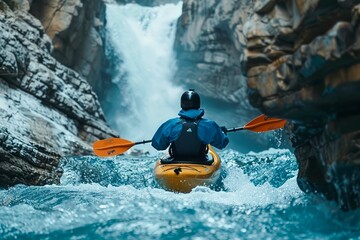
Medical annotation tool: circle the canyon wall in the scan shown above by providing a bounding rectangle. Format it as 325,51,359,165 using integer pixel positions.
175,0,360,210
0,0,117,186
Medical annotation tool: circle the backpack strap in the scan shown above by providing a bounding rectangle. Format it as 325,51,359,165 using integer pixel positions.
169,117,208,161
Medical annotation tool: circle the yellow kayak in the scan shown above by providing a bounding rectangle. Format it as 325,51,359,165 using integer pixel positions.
154,146,221,193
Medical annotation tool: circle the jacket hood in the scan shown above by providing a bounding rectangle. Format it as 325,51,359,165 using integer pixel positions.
178,109,205,119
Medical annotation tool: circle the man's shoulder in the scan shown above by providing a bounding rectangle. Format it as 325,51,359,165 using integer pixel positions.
198,118,218,126
199,118,215,123
163,117,182,125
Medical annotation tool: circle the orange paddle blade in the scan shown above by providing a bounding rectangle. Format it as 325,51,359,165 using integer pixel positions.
93,138,135,157
245,114,271,126
243,114,286,132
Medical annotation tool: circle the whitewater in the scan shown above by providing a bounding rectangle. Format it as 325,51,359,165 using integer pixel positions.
0,2,360,240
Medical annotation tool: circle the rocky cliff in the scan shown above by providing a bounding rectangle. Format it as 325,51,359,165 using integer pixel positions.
28,0,109,94
175,0,360,210
173,0,267,152
0,0,117,187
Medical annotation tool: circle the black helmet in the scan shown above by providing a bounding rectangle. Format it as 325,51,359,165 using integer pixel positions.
181,89,200,110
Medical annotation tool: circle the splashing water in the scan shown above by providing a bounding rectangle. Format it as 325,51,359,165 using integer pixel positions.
1,149,360,239
105,3,183,149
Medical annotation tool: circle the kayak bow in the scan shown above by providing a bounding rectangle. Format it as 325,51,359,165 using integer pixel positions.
154,146,221,193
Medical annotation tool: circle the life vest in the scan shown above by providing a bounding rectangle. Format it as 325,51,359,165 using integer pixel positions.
169,118,208,161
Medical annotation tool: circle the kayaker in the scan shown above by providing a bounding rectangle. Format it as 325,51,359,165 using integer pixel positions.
152,89,229,162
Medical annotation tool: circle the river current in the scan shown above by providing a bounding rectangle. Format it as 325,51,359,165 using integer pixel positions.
1,148,360,239
1,2,359,239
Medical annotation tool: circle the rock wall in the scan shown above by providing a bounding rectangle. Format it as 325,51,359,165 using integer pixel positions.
28,0,108,91
0,0,117,187
245,0,360,210
174,0,253,109
175,0,360,210
173,0,273,152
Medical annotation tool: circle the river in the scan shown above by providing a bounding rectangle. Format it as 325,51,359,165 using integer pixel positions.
0,2,359,239
1,149,359,239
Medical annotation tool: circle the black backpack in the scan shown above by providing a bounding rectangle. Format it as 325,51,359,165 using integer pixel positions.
169,118,208,162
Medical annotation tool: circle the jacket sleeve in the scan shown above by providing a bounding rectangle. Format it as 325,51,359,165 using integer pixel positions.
151,119,181,150
197,119,229,149
209,121,229,149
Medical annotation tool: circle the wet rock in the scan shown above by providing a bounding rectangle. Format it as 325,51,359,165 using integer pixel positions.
29,0,108,90
175,0,360,209
254,0,276,14
173,0,263,151
0,1,117,187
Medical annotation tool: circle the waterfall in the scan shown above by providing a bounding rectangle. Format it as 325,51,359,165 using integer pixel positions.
105,3,183,151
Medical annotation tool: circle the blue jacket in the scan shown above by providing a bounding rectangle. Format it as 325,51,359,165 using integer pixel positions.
151,109,229,150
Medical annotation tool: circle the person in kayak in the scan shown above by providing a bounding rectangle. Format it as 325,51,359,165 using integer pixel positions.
152,89,229,162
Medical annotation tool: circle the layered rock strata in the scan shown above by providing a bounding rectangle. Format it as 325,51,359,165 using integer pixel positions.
174,0,252,109
245,0,360,210
174,0,272,152
29,0,108,91
175,0,360,209
0,1,117,187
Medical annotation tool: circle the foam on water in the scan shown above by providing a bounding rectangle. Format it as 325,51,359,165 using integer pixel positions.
104,3,183,153
1,149,360,239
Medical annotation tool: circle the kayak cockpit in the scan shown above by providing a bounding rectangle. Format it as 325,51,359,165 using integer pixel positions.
153,146,221,193
159,152,214,165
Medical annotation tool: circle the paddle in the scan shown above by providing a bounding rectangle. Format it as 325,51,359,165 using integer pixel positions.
226,114,286,133
93,114,286,157
93,138,152,157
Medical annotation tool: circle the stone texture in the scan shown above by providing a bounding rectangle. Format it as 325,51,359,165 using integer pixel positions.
29,0,108,91
0,1,117,187
173,0,280,152
174,0,250,106
175,0,360,209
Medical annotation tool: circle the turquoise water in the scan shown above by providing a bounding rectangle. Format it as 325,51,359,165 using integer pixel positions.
1,148,360,239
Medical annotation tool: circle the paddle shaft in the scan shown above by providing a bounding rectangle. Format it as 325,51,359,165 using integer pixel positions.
226,127,244,133
92,114,286,156
124,127,240,149
132,127,249,146
104,120,283,149
224,118,285,133
134,140,152,145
